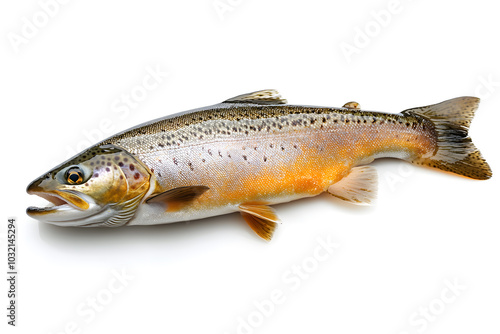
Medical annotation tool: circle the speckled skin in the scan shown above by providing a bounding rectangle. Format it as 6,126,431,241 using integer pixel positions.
101,102,437,225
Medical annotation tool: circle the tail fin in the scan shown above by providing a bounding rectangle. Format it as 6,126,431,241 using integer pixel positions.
402,97,492,180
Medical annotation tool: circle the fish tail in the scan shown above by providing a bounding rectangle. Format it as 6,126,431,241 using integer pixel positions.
403,97,492,180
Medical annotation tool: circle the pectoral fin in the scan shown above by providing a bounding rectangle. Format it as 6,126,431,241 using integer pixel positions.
146,186,209,212
327,166,377,205
239,202,279,241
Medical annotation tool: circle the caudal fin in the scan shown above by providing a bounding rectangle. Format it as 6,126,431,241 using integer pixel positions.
402,97,492,180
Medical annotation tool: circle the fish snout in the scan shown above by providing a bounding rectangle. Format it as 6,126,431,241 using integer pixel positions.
26,173,52,194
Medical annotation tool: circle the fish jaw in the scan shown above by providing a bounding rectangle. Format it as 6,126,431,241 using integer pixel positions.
26,175,88,213
26,184,108,226
26,169,109,226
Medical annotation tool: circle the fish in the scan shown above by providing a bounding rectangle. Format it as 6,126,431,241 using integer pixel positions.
26,89,492,240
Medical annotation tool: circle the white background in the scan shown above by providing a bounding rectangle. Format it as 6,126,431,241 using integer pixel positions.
1,0,499,333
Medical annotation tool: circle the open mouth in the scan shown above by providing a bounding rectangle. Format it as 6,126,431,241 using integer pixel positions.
27,192,75,215
26,189,107,226
26,189,91,217
26,179,107,226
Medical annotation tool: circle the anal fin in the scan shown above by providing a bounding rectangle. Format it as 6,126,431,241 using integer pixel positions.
239,202,279,241
327,166,377,205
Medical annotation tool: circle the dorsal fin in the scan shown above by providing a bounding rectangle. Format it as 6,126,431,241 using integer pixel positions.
223,89,287,105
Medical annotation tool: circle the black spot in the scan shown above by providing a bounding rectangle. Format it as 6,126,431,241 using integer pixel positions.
129,164,135,171
134,173,140,180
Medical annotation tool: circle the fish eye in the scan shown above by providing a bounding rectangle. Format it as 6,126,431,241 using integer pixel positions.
66,166,84,185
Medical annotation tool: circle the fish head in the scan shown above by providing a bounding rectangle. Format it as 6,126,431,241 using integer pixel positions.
27,144,153,227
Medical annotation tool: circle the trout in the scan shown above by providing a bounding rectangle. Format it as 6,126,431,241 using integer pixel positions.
26,90,492,240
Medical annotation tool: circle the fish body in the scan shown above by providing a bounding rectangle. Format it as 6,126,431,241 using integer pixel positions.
27,90,492,240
